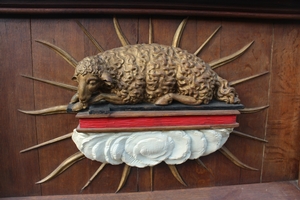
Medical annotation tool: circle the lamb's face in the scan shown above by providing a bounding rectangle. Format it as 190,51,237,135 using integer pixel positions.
72,55,113,107
76,73,102,105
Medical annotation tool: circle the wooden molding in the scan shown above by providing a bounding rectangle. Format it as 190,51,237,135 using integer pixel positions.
1,181,299,200
1,0,300,19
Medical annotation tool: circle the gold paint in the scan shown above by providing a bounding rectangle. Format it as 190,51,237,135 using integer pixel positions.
149,18,153,44
168,165,187,186
194,25,222,56
230,71,269,86
113,17,130,46
239,105,269,114
172,17,188,48
36,40,78,68
232,130,268,143
209,41,254,69
21,74,77,91
81,163,106,192
72,43,239,111
76,20,104,53
219,147,258,170
36,151,85,184
18,105,68,115
20,132,72,153
116,164,131,193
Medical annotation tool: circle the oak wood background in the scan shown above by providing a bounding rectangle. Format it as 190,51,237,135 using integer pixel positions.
1,1,300,198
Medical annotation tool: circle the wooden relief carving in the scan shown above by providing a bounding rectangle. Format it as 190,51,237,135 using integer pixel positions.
70,43,240,111
19,17,269,192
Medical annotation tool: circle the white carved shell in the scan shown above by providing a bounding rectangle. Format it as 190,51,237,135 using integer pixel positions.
72,128,232,168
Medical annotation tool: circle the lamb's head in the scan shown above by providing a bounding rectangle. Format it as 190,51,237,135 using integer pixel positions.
72,55,112,107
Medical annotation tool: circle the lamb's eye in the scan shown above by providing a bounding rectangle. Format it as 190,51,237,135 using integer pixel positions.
88,80,98,85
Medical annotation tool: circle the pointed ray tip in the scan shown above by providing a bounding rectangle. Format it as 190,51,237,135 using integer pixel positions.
115,164,131,193
34,152,85,185
20,132,73,153
20,148,30,153
80,186,87,193
18,105,68,115
18,109,33,114
219,147,258,171
75,20,104,53
35,179,45,184
80,163,106,191
229,71,270,86
168,165,187,186
18,109,25,113
34,39,78,68
209,40,255,69
232,130,268,143
113,16,130,46
172,17,189,48
239,105,269,114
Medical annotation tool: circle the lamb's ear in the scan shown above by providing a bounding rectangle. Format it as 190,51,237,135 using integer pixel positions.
72,75,77,81
101,72,112,86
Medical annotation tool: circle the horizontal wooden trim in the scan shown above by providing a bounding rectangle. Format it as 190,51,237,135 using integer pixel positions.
76,123,239,133
2,181,299,199
1,1,300,20
1,1,300,11
76,110,240,118
1,8,300,20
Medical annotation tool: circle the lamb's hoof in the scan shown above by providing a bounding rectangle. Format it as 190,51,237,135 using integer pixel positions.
155,94,173,105
72,102,85,112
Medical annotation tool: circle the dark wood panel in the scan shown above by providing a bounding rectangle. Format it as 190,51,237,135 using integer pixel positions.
1,15,300,197
0,19,41,197
30,19,86,195
217,20,272,185
299,160,300,187
263,22,300,182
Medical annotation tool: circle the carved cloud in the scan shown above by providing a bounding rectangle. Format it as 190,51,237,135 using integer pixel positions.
72,128,232,168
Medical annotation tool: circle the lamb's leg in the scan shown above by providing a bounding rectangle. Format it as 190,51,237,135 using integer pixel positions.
215,75,240,104
70,92,79,104
72,93,124,111
89,93,124,105
155,93,203,105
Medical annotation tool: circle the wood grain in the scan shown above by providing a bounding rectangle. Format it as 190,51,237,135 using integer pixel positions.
1,14,300,197
30,19,86,195
216,20,272,185
262,22,300,182
299,160,300,188
0,19,41,197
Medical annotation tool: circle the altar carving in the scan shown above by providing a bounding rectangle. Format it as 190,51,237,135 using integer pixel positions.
19,17,269,192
